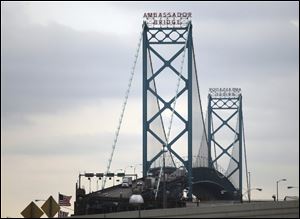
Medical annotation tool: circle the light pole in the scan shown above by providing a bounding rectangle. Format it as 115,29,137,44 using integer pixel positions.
242,188,262,202
124,165,134,175
276,178,287,201
125,164,142,180
132,164,142,177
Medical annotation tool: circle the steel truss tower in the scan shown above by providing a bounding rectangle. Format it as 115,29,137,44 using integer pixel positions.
207,93,243,200
142,22,194,198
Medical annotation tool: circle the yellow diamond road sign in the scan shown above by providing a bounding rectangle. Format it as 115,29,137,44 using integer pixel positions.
41,195,60,218
21,201,44,218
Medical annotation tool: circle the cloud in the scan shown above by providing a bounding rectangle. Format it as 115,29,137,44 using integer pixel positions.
1,2,299,217
1,5,143,120
290,19,299,28
2,99,142,156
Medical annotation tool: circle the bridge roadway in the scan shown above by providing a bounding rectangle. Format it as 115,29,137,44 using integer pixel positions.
88,179,140,200
97,184,132,199
72,200,299,218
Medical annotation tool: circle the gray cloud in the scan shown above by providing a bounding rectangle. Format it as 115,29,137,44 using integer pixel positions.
2,4,142,119
2,2,298,120
1,3,299,217
2,132,141,156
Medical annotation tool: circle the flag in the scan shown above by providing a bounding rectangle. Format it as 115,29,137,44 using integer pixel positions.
58,193,72,206
58,210,69,218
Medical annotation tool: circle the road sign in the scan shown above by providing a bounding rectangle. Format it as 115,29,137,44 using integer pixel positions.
41,195,60,218
21,201,44,218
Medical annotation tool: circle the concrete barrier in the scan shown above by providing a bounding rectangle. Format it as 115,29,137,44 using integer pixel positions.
71,201,299,218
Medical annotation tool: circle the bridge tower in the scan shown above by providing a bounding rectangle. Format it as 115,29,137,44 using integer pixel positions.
142,15,202,199
207,88,244,200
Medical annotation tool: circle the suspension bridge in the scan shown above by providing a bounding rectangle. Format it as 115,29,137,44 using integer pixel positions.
73,12,250,215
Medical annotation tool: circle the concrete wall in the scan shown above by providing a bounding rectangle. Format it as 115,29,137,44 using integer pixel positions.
71,201,299,218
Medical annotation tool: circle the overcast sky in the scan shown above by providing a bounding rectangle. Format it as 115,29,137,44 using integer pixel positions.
1,1,299,217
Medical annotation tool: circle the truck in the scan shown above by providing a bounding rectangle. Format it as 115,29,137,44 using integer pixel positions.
121,177,132,188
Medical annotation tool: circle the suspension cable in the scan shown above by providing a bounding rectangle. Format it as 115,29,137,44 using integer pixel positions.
192,43,210,167
242,110,250,200
155,22,191,199
211,116,218,170
102,24,145,189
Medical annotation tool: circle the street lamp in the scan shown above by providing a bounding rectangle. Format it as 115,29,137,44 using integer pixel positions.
276,178,287,201
125,164,142,176
132,164,142,177
287,186,298,189
129,194,144,218
242,188,262,202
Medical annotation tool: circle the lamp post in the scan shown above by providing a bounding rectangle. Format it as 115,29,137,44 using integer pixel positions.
133,164,142,177
124,165,134,174
276,178,287,201
242,188,262,202
129,194,144,218
125,164,142,178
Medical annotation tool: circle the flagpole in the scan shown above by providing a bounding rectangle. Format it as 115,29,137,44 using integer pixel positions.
58,192,60,218
49,195,52,218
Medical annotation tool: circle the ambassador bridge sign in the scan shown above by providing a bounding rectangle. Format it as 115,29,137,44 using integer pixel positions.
143,12,192,27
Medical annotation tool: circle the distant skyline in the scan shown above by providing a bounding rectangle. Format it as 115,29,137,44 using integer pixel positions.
1,1,299,217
